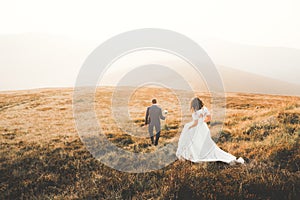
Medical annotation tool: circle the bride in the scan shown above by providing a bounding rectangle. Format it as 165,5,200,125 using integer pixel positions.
176,97,244,165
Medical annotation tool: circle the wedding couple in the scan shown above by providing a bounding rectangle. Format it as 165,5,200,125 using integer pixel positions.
145,98,244,165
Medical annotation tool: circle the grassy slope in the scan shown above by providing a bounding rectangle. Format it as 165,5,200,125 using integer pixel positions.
0,87,299,199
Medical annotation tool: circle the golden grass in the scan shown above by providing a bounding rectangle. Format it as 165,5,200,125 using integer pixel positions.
0,87,299,199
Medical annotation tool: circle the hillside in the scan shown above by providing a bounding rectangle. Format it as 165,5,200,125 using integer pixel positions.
0,87,299,199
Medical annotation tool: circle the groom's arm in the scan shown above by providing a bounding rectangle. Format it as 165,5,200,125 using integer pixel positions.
145,107,150,125
159,108,166,120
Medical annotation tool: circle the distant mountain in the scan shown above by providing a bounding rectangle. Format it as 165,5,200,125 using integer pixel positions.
201,39,300,85
101,65,300,96
0,33,299,96
217,66,300,96
0,34,96,91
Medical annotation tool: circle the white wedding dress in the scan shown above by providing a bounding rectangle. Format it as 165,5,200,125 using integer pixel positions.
176,107,243,164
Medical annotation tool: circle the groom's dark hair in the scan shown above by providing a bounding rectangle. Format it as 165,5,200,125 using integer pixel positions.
152,99,157,104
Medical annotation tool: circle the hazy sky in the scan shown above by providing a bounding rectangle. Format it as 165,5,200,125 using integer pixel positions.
1,0,300,91
1,0,300,48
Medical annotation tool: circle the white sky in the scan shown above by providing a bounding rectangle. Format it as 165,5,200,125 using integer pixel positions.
1,0,300,48
1,0,300,91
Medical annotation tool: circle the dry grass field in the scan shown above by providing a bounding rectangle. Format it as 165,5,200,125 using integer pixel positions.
0,87,299,199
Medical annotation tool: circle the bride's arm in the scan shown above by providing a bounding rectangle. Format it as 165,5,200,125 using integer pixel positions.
188,120,198,129
204,114,211,122
203,107,211,123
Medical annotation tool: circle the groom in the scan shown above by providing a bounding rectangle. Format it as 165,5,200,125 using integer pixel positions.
145,99,166,146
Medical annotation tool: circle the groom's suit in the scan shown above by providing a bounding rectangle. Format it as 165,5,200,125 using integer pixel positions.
145,104,165,145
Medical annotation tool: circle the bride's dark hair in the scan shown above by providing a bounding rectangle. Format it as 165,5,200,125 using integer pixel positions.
190,97,204,112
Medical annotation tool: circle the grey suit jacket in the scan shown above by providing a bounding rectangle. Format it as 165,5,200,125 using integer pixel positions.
145,104,165,127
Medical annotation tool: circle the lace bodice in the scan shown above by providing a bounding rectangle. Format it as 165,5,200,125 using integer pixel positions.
192,106,210,121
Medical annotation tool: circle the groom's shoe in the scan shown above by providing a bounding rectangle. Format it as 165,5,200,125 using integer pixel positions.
154,132,160,146
150,136,155,145
154,137,160,146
